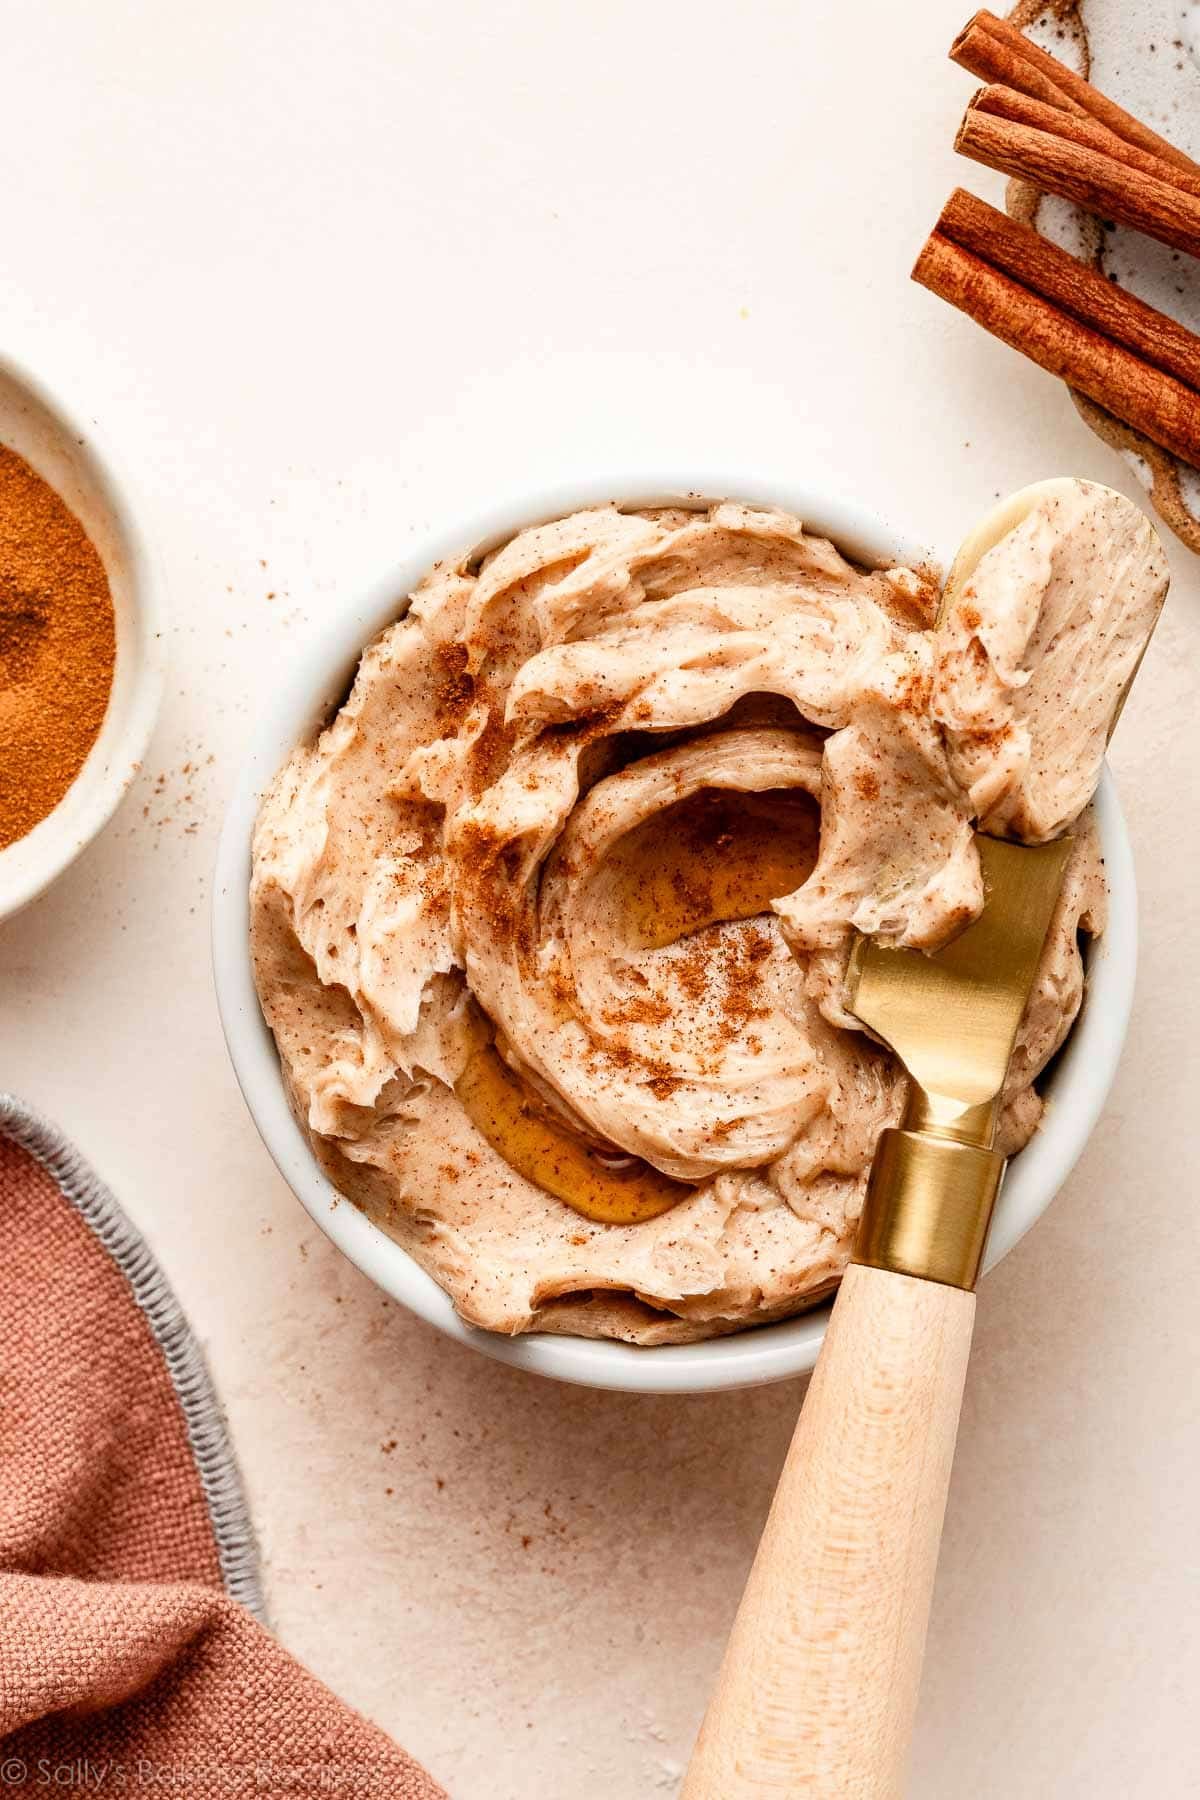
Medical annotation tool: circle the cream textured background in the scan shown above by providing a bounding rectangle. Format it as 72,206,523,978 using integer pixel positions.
2,1,1198,1794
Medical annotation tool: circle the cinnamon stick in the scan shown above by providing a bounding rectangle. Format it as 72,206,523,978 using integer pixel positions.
932,188,1200,391
957,85,1200,261
973,83,1200,203
950,9,1200,179
912,190,1200,469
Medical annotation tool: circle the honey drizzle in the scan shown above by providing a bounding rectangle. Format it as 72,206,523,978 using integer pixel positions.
455,784,820,1224
614,787,820,950
455,1046,688,1225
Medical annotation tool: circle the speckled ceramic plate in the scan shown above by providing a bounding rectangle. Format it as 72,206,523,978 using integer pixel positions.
1003,0,1200,549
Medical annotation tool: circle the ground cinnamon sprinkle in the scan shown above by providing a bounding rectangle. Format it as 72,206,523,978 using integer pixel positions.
0,446,116,850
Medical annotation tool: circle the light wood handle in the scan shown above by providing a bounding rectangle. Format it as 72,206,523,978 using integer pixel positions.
682,1262,976,1800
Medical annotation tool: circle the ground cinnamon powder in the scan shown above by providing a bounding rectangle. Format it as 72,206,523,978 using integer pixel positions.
0,445,116,850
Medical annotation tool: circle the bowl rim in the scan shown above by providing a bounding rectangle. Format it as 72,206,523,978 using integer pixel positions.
211,469,1138,1394
0,350,168,922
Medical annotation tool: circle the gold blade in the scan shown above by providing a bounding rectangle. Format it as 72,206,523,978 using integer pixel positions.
847,834,1074,1146
938,476,1163,738
843,475,1155,1291
937,477,1084,627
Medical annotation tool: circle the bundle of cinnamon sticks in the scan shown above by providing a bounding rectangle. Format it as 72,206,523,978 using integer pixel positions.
915,10,1200,470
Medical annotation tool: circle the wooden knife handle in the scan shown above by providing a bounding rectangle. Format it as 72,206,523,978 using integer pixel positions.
681,1262,975,1799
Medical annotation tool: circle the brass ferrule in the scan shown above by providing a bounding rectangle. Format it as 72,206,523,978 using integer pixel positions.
853,1127,1004,1291
845,832,1073,1288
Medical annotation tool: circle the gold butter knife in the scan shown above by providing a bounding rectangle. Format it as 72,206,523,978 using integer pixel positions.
683,480,1161,1800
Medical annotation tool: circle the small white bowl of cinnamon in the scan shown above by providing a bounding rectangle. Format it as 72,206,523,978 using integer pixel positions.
0,353,167,923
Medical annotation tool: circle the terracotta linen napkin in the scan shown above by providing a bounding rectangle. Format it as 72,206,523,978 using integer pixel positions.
0,1095,446,1797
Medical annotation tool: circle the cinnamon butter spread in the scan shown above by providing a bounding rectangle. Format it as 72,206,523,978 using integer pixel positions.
250,484,1166,1343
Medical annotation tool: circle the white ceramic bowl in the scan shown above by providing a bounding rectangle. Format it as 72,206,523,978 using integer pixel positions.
0,354,166,922
212,472,1137,1394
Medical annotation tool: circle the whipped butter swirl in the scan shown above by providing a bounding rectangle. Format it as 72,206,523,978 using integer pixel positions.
251,486,1165,1342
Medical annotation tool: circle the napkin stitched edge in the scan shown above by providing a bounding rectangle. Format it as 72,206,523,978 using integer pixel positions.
0,1092,265,1623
